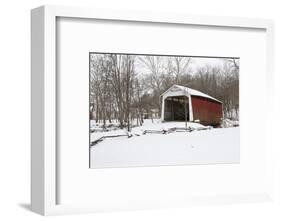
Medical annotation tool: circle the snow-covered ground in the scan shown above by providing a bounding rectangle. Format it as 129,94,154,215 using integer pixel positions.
90,120,240,168
90,120,209,141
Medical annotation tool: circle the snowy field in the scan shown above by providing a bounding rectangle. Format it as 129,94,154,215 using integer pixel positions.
90,120,240,168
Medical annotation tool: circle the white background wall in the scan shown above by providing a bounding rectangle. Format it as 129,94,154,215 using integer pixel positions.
0,0,281,220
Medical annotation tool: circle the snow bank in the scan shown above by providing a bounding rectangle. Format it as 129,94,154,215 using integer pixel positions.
222,119,239,128
90,120,209,143
90,127,240,168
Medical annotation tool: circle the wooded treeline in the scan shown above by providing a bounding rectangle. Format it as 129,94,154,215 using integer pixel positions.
90,54,239,130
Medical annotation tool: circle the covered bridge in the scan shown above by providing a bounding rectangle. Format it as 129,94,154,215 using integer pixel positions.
160,85,223,127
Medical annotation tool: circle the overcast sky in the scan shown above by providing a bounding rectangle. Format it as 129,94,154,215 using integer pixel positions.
90,53,239,76
190,57,227,70
134,55,239,76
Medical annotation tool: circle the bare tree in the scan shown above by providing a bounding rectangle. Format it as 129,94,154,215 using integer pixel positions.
90,54,240,130
170,56,191,84
123,55,135,131
138,56,165,112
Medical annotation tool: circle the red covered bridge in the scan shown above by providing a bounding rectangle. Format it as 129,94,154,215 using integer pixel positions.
160,85,223,127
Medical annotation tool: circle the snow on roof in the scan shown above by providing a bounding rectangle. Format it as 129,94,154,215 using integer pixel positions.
162,84,222,103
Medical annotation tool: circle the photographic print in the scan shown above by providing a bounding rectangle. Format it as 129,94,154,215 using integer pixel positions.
89,53,239,168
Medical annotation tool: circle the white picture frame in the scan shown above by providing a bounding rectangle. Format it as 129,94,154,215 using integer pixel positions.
31,5,274,215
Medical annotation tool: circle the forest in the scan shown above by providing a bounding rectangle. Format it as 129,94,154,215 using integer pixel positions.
89,53,239,130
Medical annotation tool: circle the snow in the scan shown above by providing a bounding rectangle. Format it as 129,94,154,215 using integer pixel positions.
222,118,239,128
90,119,240,168
90,120,209,142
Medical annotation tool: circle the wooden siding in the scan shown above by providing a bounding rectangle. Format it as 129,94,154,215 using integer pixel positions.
191,96,222,127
